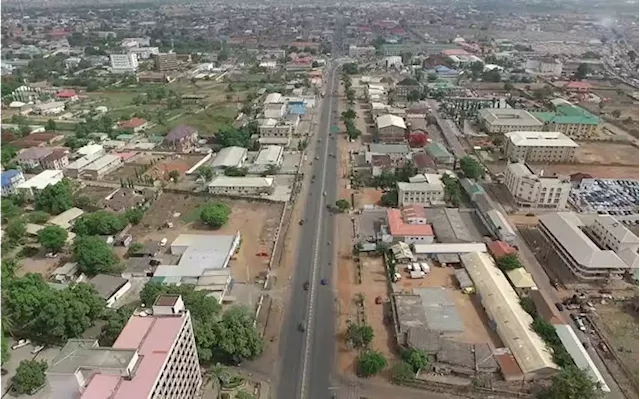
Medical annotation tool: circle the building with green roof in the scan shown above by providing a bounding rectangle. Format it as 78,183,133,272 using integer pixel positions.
531,104,600,139
426,142,455,165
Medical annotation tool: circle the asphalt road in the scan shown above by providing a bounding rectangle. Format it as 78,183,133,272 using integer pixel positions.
276,60,341,399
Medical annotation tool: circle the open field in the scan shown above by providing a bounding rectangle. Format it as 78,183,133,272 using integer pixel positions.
486,162,639,180
574,142,639,166
128,193,284,284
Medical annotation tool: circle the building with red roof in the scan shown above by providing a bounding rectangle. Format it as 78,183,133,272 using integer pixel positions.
566,81,591,93
487,240,517,259
56,89,78,102
46,295,202,399
386,206,434,244
118,117,149,133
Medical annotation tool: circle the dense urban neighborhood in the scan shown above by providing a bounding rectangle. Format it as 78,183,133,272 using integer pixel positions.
0,1,638,399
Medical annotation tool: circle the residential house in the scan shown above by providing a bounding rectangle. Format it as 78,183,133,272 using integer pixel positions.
17,147,53,169
56,89,78,102
34,101,66,115
208,176,275,196
118,117,149,133
397,176,445,206
394,77,421,99
164,125,198,153
386,206,435,244
376,114,407,143
1,170,25,196
425,142,454,166
39,149,69,170
17,170,64,196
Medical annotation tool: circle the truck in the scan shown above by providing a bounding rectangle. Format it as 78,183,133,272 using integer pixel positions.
420,262,430,273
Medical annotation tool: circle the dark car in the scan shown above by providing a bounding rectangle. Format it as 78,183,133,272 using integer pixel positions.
555,302,564,311
299,219,304,225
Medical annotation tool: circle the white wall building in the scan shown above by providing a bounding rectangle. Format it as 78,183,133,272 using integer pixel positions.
525,58,563,77
254,145,284,168
589,215,639,269
478,108,544,134
504,162,571,210
397,176,445,206
81,154,123,180
504,131,578,163
1,170,25,196
208,176,275,196
110,53,139,73
16,170,64,196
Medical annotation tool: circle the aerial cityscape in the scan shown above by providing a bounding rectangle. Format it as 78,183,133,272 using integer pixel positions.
0,2,638,399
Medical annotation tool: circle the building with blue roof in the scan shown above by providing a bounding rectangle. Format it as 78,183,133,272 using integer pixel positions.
1,169,25,196
288,101,306,116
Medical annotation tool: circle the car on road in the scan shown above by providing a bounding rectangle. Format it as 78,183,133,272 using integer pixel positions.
303,281,309,291
315,156,319,160
555,302,564,311
298,323,305,332
12,339,30,350
321,278,327,285
299,219,304,225
323,191,327,196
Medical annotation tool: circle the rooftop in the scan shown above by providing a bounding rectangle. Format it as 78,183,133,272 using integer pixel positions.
386,208,434,237
368,143,410,154
478,108,544,127
506,268,537,289
425,142,453,159
1,170,22,187
84,154,121,171
208,176,274,188
254,145,283,165
376,114,406,130
165,124,197,142
17,170,63,190
532,104,600,125
505,131,578,148
49,207,84,229
89,274,130,300
211,146,247,168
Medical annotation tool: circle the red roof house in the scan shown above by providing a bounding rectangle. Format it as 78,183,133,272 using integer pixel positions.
56,89,78,101
118,118,148,132
487,240,517,259
387,207,434,243
566,81,591,93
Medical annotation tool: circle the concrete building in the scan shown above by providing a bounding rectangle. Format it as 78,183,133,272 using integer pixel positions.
386,205,434,244
258,118,294,146
425,142,455,166
76,144,105,159
484,209,517,246
589,215,639,270
376,114,407,143
82,154,123,180
460,252,558,379
40,149,70,170
128,46,160,59
164,125,198,153
525,58,563,76
394,77,421,99
211,146,248,170
46,295,202,399
34,101,66,115
538,212,634,281
348,45,376,57
89,274,132,308
17,147,54,169
506,268,537,297
397,176,445,206
254,145,284,168
503,131,578,163
478,108,544,134
64,153,103,178
532,104,600,139
367,143,412,161
110,53,139,73
504,162,571,210
16,170,64,196
1,169,25,196
208,176,275,196
263,102,287,119
154,53,178,71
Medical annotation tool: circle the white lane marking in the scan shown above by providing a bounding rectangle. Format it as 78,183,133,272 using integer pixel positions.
299,64,338,399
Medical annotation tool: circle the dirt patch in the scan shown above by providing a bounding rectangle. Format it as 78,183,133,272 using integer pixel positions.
128,193,283,283
80,185,118,203
354,188,383,208
574,142,639,166
488,162,639,180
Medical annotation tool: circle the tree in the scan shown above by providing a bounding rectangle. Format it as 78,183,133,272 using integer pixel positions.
575,63,589,80
482,69,502,82
407,90,422,102
346,323,374,348
1,145,17,168
538,366,603,399
224,166,248,177
503,82,515,91
73,211,127,236
124,207,145,225
380,189,398,207
1,328,9,365
402,348,429,372
335,199,351,212
35,180,73,215
1,199,22,223
341,109,356,120
73,236,119,275
356,350,387,377
44,119,56,131
217,125,252,148
520,297,538,318
459,156,485,179
611,109,621,119
12,360,47,395
391,361,415,383
200,202,230,228
168,170,180,181
37,226,68,253
26,211,50,224
213,306,264,362
5,218,26,242
491,135,505,147
343,63,358,75
408,132,427,148
99,305,136,346
442,174,461,206
198,166,214,180
496,254,522,271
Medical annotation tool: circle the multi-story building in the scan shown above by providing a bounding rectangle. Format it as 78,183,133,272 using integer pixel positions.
348,45,376,57
386,205,435,244
477,108,544,134
397,177,445,206
40,149,69,170
154,53,179,71
46,295,202,399
81,154,123,180
258,118,294,146
394,77,421,99
17,170,64,197
525,58,563,77
1,170,25,196
110,53,139,73
208,176,275,196
538,212,634,281
425,142,455,166
503,131,578,163
376,114,406,143
164,125,199,153
128,46,160,59
504,162,571,210
531,103,600,139
17,147,54,169
589,215,639,269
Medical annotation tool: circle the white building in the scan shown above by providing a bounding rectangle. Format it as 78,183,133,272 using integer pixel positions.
589,215,639,269
1,170,25,196
76,144,106,159
254,145,284,168
110,53,139,73
46,295,202,399
504,162,571,210
208,176,275,196
538,212,634,281
258,118,293,146
504,131,578,163
349,45,376,57
397,176,445,206
16,170,64,196
478,108,544,134
525,58,563,77
211,146,247,170
128,46,160,59
263,102,287,119
81,154,123,180
34,101,66,115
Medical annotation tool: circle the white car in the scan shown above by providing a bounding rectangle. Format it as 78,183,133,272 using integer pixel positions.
12,339,31,350
31,345,45,354
160,238,168,247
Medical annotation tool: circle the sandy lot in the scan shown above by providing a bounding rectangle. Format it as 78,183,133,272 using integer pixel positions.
393,266,503,348
488,162,639,180
354,188,383,208
574,142,639,166
128,193,283,283
16,255,62,278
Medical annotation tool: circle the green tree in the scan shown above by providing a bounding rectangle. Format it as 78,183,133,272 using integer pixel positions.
73,236,119,275
200,202,230,228
26,211,50,224
12,360,47,395
343,63,358,75
520,297,538,318
402,348,429,372
35,180,73,215
1,199,22,223
611,109,621,119
346,323,374,348
74,211,127,236
213,306,264,362
335,199,351,212
407,90,422,102
341,109,356,120
198,166,214,180
503,82,515,91
124,207,145,225
217,125,252,148
1,145,17,168
391,361,415,383
168,170,180,181
380,189,398,207
37,226,68,253
496,254,522,271
538,366,603,399
1,328,9,365
575,63,589,80
459,156,485,180
441,174,462,206
99,305,136,346
356,350,387,377
44,119,56,131
224,166,248,177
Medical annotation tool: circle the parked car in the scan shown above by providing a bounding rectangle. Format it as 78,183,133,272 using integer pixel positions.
12,339,31,350
555,302,564,311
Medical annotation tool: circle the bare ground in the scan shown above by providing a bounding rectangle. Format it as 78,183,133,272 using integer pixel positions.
574,142,639,166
